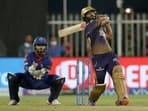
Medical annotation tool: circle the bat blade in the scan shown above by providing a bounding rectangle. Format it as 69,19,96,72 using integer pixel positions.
58,22,86,38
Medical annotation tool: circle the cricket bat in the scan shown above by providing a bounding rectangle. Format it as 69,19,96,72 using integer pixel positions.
58,22,86,38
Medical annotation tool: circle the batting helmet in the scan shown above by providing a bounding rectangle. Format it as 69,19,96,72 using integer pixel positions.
81,6,96,18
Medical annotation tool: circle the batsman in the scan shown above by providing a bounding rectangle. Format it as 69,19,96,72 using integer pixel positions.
81,6,129,106
7,36,65,105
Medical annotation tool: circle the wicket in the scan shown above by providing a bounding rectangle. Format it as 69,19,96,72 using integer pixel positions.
76,59,91,105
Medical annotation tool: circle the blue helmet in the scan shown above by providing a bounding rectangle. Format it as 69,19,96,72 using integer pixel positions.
33,36,48,54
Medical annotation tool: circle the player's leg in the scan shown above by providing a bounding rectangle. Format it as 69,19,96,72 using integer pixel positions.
46,75,65,104
107,53,129,105
88,83,106,106
7,72,31,105
7,73,21,105
112,65,129,105
88,57,106,105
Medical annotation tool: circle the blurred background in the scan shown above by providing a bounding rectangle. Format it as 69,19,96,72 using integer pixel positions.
0,0,148,96
0,0,148,57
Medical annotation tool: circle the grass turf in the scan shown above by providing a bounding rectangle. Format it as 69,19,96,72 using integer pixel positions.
0,95,148,111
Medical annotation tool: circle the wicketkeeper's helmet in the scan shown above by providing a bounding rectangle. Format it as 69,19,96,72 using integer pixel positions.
33,36,48,54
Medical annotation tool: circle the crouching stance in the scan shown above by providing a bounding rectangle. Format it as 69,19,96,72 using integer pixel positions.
7,37,65,105
81,6,129,106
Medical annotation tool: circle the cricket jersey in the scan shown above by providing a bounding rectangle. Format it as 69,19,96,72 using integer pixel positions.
24,52,52,72
85,20,112,55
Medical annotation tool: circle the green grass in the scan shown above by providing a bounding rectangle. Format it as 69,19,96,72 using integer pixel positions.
0,95,148,111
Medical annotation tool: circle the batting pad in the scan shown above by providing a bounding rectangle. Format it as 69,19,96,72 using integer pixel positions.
88,84,106,102
112,65,129,100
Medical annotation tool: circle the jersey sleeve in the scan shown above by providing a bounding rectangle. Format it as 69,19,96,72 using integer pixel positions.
85,20,100,37
24,53,33,71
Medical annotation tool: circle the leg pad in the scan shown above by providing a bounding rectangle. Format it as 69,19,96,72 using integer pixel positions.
112,65,129,105
7,73,20,102
48,77,65,103
88,84,105,103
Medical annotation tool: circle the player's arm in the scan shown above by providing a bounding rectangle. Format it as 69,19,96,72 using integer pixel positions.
86,20,101,32
85,27,92,56
24,54,34,72
104,23,112,40
99,15,112,40
86,37,92,56
24,54,43,79
89,15,109,32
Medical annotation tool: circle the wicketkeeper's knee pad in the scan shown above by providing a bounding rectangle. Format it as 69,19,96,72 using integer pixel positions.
88,84,106,103
7,73,19,83
48,77,65,103
7,73,20,102
112,65,129,101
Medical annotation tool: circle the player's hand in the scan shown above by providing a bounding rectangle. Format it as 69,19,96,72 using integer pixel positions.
28,62,38,74
32,62,38,67
32,70,42,80
100,15,110,27
96,14,110,27
32,68,47,80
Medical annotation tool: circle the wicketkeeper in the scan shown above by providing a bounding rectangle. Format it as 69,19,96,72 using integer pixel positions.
7,36,65,105
81,6,129,106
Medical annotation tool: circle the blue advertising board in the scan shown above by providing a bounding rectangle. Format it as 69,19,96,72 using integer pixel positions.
0,58,24,88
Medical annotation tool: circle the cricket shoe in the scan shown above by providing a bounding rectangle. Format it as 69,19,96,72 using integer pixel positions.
8,100,19,105
47,99,61,105
88,101,95,106
115,97,129,106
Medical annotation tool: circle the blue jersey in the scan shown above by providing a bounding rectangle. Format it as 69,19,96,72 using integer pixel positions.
24,52,52,72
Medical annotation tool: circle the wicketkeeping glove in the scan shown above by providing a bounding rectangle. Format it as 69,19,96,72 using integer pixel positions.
31,68,47,80
28,62,38,74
